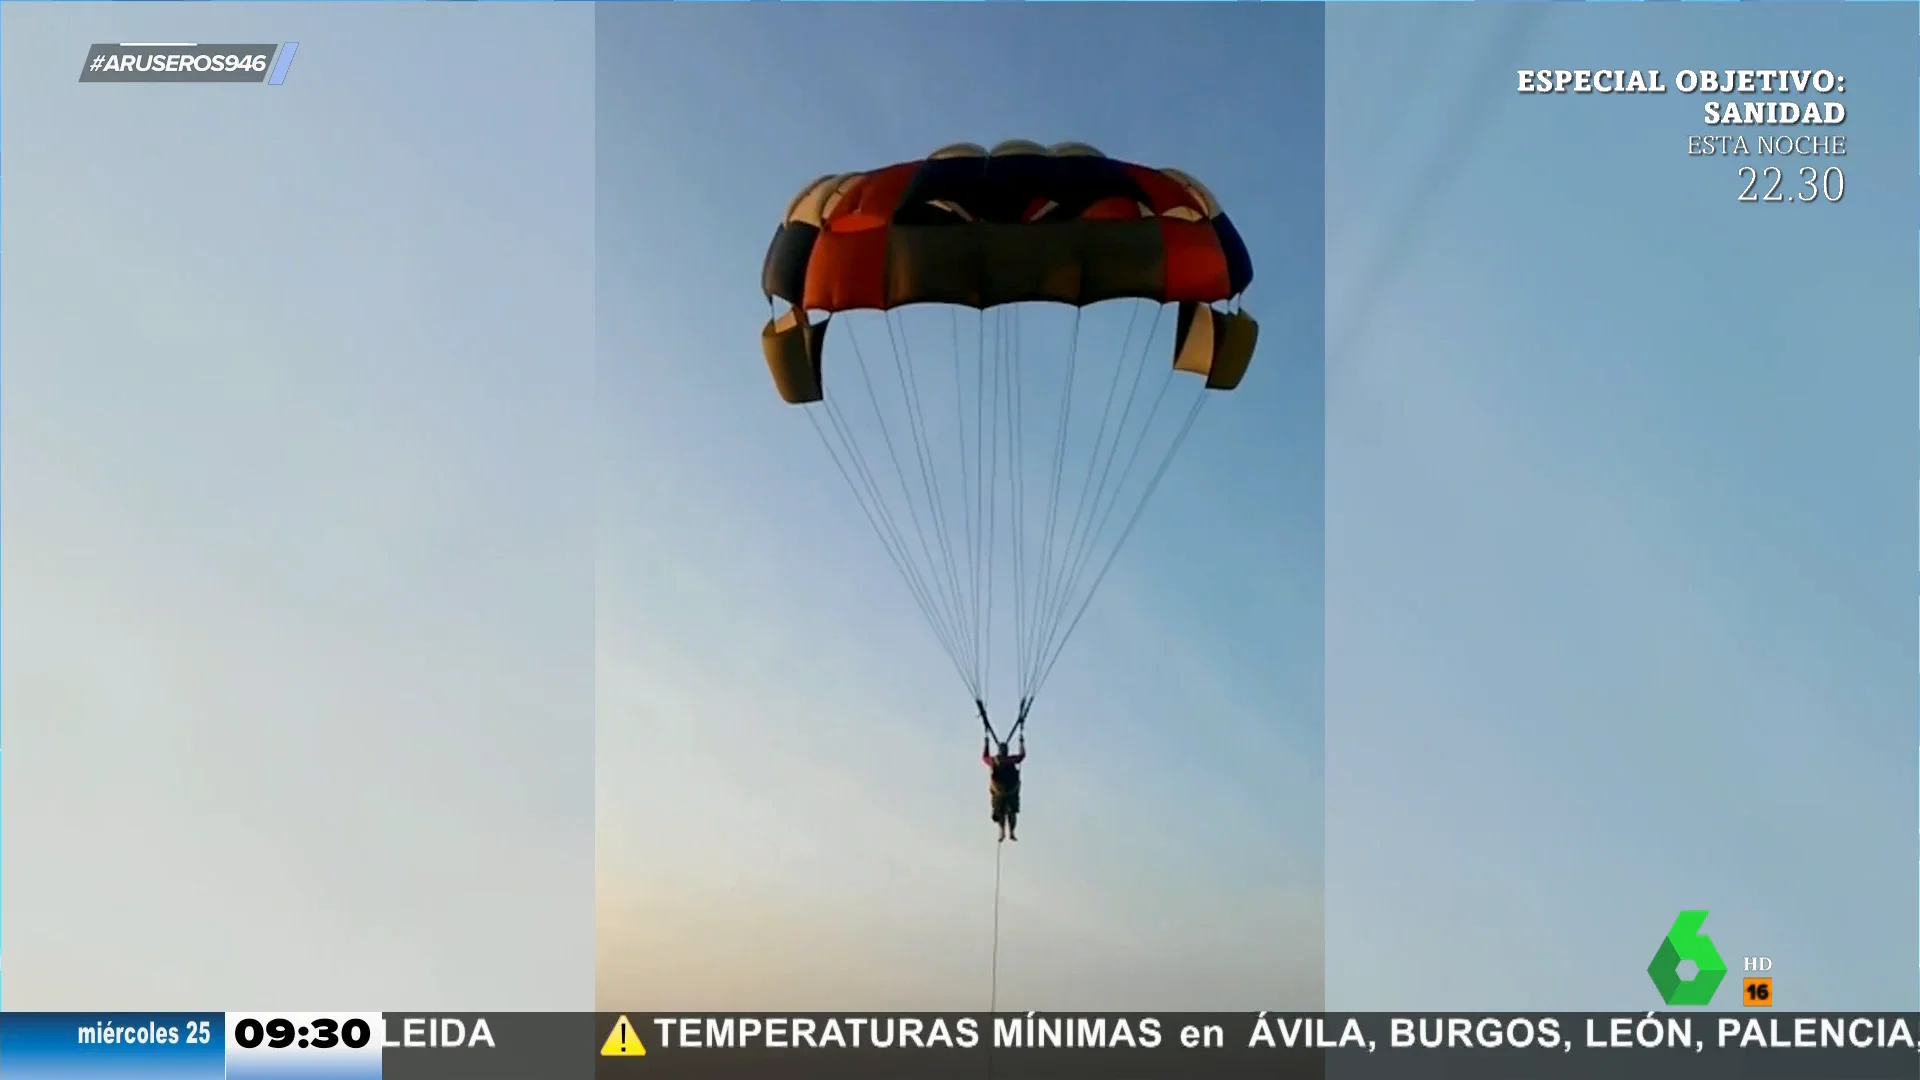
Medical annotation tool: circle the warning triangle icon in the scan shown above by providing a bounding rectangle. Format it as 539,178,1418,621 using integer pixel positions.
601,1015,647,1057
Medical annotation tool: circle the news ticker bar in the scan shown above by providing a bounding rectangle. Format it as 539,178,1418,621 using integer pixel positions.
78,43,300,84
6,1012,1920,1080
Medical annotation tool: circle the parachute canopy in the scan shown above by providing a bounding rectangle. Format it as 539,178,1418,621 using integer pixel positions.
758,141,1260,730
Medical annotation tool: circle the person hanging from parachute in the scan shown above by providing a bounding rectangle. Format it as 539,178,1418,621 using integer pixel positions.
756,141,1258,839
979,702,1026,841
984,736,1025,842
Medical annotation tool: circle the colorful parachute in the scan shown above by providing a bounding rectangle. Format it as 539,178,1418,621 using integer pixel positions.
759,140,1258,739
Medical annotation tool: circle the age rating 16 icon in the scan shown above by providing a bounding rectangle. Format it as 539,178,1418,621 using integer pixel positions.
1743,956,1775,1009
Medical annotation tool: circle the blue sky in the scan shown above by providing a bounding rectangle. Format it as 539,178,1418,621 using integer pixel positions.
1323,4,1917,1009
3,4,598,1008
593,4,1326,1010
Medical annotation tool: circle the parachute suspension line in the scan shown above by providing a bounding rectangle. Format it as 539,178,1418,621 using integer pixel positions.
808,404,976,697
1023,307,1085,706
979,308,1005,702
802,294,1214,716
1029,303,1121,691
1033,390,1208,696
848,321,972,683
883,312,979,691
1018,300,1160,702
887,315,973,688
949,307,981,701
1005,308,1032,714
998,299,1201,709
1024,302,1178,697
951,306,998,704
829,395,975,690
1008,307,1048,707
815,321,981,700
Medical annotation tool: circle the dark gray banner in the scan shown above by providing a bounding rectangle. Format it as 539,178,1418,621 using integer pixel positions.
78,43,277,83
381,1013,598,1080
381,1012,1920,1080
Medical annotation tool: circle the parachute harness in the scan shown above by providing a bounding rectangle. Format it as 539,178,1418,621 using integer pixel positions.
976,698,1028,747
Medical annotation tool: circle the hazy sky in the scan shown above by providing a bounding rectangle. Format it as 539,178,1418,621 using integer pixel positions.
6,0,1915,1021
1324,4,1917,1009
594,4,1327,1011
3,3,598,1009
